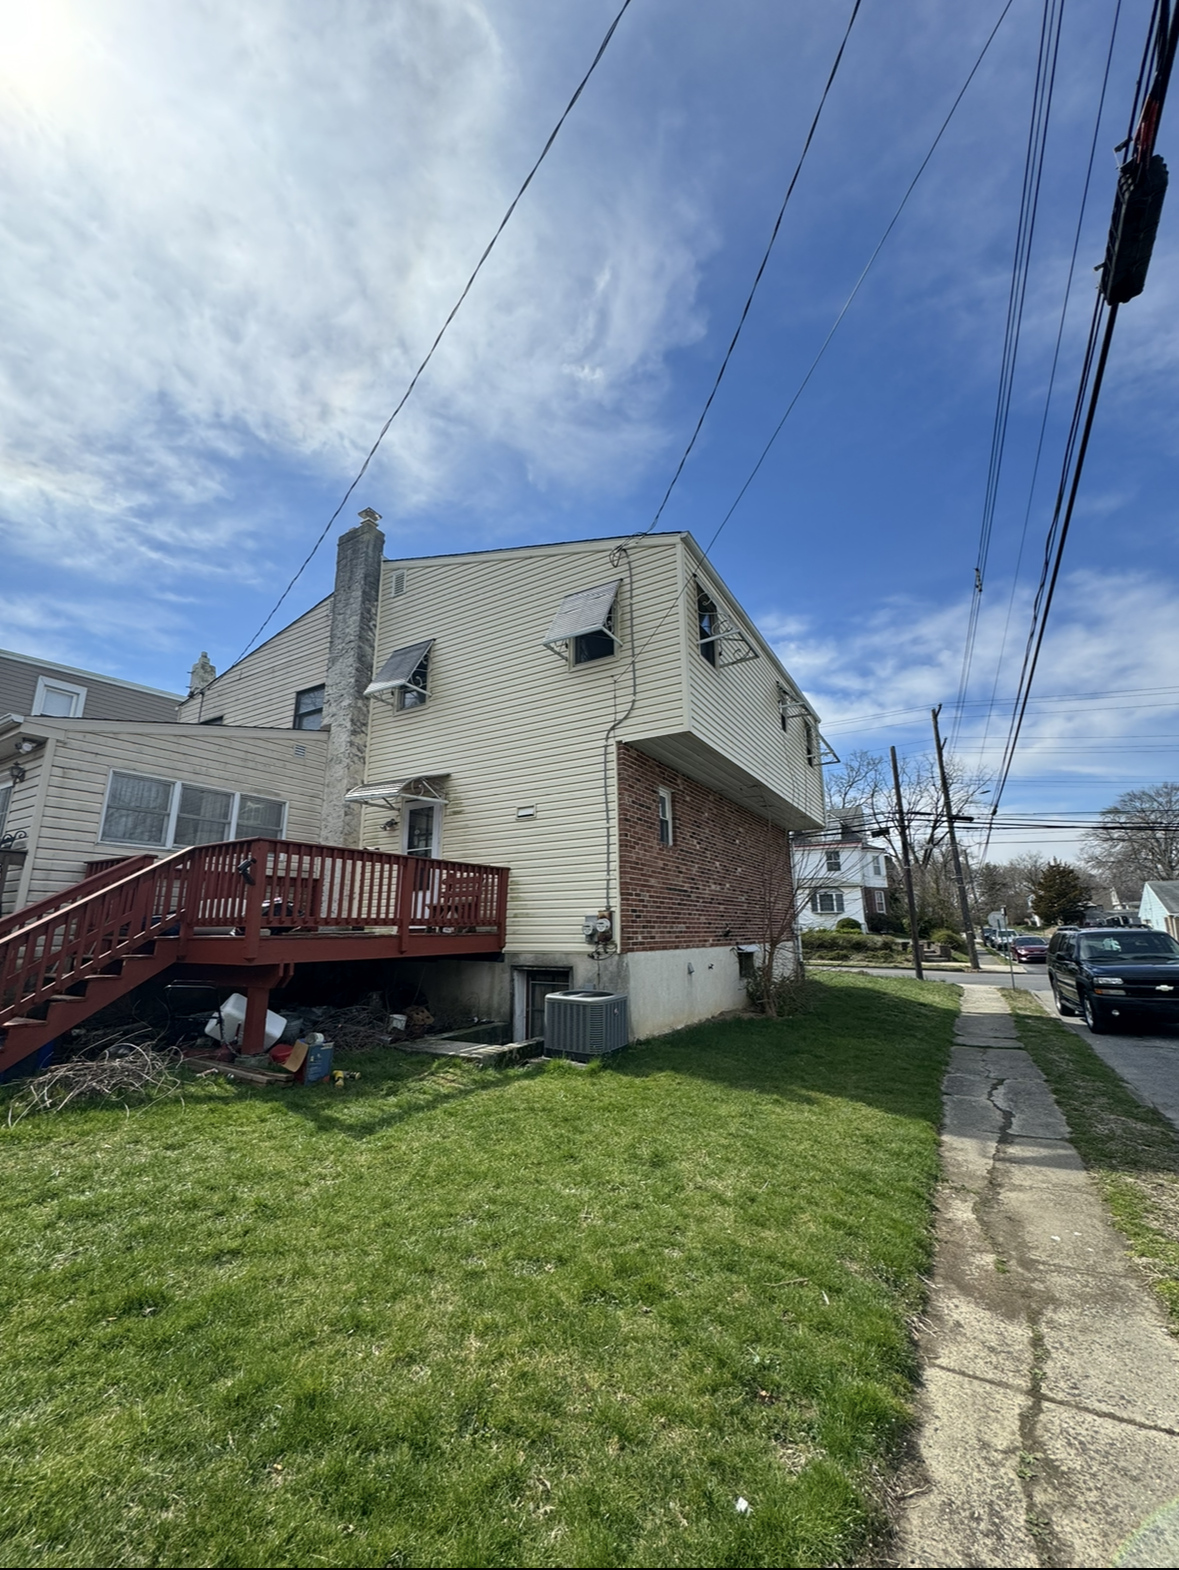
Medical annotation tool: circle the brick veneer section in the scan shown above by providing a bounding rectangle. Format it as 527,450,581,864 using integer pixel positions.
617,743,793,952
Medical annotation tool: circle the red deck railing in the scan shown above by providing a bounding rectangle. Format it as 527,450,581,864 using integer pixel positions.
0,839,509,1030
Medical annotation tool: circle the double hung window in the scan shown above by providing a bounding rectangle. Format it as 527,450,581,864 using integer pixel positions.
293,686,325,730
101,771,287,847
811,889,845,915
657,787,673,846
825,850,842,872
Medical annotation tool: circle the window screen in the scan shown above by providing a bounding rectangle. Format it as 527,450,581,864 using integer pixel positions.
103,772,173,845
235,795,286,838
173,785,233,846
294,686,325,729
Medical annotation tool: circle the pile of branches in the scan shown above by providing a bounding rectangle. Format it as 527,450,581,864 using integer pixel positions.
7,1029,183,1124
300,996,434,1051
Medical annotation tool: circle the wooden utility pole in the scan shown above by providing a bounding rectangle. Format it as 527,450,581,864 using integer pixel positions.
931,706,980,971
890,745,923,981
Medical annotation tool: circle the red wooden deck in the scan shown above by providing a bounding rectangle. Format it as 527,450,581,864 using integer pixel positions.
0,839,509,1072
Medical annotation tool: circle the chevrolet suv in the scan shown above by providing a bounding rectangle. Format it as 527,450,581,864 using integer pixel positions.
1047,926,1179,1033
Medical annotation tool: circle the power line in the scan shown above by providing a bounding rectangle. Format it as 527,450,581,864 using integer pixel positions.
972,0,1124,769
629,0,863,543
234,0,636,663
950,0,1065,748
628,0,1017,671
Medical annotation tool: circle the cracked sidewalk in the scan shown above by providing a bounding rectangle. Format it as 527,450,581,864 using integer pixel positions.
897,985,1179,1568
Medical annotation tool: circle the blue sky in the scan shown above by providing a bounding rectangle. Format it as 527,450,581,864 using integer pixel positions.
2,0,1176,867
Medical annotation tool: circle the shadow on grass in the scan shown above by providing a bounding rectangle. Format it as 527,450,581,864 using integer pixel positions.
2,975,959,1147
609,976,958,1118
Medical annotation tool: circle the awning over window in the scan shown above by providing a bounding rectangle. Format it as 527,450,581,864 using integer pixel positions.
364,638,434,697
542,579,621,650
344,774,449,805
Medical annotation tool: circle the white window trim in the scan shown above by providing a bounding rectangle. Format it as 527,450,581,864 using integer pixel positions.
98,769,288,848
657,786,673,847
32,675,87,718
401,799,443,858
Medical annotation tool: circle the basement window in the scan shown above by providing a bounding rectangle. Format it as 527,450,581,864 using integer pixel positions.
365,639,433,710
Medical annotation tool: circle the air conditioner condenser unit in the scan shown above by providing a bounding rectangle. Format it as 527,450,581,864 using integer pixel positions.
543,990,629,1061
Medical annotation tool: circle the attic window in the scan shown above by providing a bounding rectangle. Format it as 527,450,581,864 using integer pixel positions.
33,675,86,717
542,579,620,664
365,639,433,710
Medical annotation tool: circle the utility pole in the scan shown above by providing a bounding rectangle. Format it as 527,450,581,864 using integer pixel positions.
890,745,923,982
931,706,980,971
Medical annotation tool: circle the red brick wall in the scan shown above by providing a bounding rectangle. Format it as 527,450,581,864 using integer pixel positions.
617,743,793,952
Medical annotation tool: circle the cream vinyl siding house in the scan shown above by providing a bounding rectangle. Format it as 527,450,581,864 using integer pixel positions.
358,534,823,962
177,598,332,729
0,717,328,909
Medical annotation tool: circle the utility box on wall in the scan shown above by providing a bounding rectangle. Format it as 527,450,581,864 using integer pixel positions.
544,990,629,1061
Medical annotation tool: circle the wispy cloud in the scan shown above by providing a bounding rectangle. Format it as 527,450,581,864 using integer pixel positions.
0,0,710,585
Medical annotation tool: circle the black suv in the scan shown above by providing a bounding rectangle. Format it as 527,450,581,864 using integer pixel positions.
1047,926,1179,1032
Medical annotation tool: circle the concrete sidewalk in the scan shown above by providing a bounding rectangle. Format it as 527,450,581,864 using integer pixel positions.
897,985,1179,1568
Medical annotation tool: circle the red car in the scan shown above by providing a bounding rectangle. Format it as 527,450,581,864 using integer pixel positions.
1011,935,1049,963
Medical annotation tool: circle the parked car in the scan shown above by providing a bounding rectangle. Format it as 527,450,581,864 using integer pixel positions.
1010,934,1048,963
990,929,1019,953
1047,926,1179,1032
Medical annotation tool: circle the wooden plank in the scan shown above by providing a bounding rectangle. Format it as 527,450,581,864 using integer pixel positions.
183,1055,291,1086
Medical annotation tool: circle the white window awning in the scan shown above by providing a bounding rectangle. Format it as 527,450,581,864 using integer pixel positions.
365,639,434,697
344,774,449,805
542,579,621,650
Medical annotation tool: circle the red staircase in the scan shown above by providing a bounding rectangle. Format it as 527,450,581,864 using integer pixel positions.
0,839,509,1074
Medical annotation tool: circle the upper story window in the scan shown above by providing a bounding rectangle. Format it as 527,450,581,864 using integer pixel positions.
872,855,883,876
365,639,434,711
804,720,818,766
542,580,620,666
658,787,673,846
294,685,324,730
32,675,86,718
825,850,842,872
101,770,287,848
697,585,720,666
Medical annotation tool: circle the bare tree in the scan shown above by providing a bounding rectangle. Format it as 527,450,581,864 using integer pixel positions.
1082,784,1179,899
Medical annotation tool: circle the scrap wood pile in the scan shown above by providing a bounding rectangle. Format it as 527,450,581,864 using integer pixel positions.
6,1026,182,1124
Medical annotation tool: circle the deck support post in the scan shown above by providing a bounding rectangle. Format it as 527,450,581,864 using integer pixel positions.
241,981,273,1056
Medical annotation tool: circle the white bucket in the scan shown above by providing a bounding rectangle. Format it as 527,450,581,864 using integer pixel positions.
204,992,286,1051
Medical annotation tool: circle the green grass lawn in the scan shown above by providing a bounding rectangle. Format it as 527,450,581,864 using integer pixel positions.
1007,991,1179,1329
0,973,956,1569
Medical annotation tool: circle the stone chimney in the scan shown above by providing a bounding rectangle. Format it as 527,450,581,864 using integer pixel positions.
188,651,216,695
320,509,385,845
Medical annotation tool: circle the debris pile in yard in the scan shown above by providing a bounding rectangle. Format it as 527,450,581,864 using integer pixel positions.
293,995,434,1051
7,1035,183,1123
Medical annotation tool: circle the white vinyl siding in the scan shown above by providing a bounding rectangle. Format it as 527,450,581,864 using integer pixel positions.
176,597,332,728
680,542,824,827
12,721,327,903
364,538,689,954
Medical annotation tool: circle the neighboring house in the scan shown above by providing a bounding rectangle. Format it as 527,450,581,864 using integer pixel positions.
176,514,826,1038
1139,881,1179,937
0,716,328,915
791,808,891,931
0,646,181,724
0,650,187,912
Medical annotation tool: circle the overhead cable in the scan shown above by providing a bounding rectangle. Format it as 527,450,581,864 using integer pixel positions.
627,0,863,543
235,0,636,662
950,0,1065,749
982,0,1178,855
